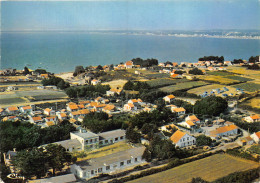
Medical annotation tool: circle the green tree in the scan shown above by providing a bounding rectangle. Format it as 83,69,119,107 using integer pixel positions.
73,65,85,77
12,147,47,179
23,67,30,75
189,68,203,75
44,144,75,176
194,96,228,116
125,127,141,143
196,135,213,146
190,177,209,183
123,81,134,90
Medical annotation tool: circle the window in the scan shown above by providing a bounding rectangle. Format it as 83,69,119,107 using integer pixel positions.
84,172,87,177
105,140,108,144
91,170,94,174
135,158,138,162
98,168,102,172
106,166,110,170
90,139,93,143
183,138,185,141
127,160,131,164
120,161,124,166
187,137,189,140
120,136,124,140
115,137,118,141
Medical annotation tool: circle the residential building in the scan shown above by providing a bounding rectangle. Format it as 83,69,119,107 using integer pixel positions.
91,79,101,85
98,129,126,145
67,104,79,112
178,120,196,130
70,129,99,149
185,115,200,124
124,103,137,112
70,146,145,179
6,106,19,114
170,130,196,148
163,95,175,103
55,139,82,152
29,116,43,123
251,132,260,144
20,106,32,113
172,107,186,116
106,88,122,96
57,113,67,121
125,60,134,69
210,125,239,139
243,114,260,123
44,108,55,116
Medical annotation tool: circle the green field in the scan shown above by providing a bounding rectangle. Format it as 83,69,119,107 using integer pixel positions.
159,81,207,93
207,71,232,76
130,154,259,183
0,97,27,105
224,75,253,82
145,73,169,79
233,82,260,92
146,78,188,88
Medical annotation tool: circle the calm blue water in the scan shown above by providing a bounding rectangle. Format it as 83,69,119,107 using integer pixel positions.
1,32,260,73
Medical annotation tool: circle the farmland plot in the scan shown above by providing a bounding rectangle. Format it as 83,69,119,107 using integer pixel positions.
130,154,259,183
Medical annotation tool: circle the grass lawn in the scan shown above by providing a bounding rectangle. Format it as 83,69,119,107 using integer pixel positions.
129,154,260,183
232,82,260,92
74,141,133,162
159,81,207,93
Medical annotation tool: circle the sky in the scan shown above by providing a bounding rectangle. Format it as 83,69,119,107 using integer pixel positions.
1,0,259,31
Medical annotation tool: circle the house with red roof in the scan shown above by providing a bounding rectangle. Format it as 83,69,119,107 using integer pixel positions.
125,60,134,69
44,108,55,116
185,115,200,124
6,106,19,114
91,79,101,85
243,114,260,123
250,132,260,144
163,95,175,103
67,105,79,112
57,113,67,121
20,106,32,113
170,130,196,148
29,116,43,123
124,103,137,112
209,124,239,139
172,107,186,116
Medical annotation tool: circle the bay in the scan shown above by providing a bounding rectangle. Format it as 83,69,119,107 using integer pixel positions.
1,32,259,73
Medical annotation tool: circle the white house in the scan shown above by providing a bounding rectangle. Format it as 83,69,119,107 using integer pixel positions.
210,125,239,139
250,131,260,144
57,112,67,121
45,116,57,123
6,106,19,115
178,120,196,130
185,115,200,124
124,103,137,112
91,79,101,85
172,107,186,116
70,146,145,180
106,88,122,96
243,114,260,123
29,116,43,123
44,108,55,116
20,106,32,113
125,60,134,69
163,95,175,103
170,130,196,148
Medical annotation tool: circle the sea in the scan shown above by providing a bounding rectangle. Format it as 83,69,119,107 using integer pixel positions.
1,32,260,73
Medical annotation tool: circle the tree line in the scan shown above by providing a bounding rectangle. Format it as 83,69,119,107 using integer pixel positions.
41,76,70,90
0,120,76,154
198,56,224,63
131,58,158,67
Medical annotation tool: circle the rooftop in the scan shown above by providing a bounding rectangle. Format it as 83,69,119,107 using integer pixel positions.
76,146,145,170
170,130,186,144
71,131,99,139
98,129,126,140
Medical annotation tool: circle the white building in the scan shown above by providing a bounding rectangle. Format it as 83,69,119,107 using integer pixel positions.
20,106,32,113
170,130,196,148
98,129,126,146
250,131,260,144
243,114,260,123
70,146,145,179
163,95,175,103
210,125,239,139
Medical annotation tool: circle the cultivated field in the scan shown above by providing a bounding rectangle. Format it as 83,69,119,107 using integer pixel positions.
129,154,260,183
159,81,207,93
0,89,68,108
233,82,260,92
102,79,128,89
240,97,260,109
187,84,238,96
146,78,188,88
198,75,238,85
227,66,260,80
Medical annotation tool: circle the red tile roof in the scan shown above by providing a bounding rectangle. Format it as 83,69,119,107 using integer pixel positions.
170,130,186,144
8,106,18,111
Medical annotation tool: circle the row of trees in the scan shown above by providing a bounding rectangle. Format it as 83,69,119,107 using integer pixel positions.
189,68,204,75
0,120,75,153
131,58,158,67
42,76,70,90
198,56,224,63
12,144,76,178
123,81,150,91
65,84,110,98
82,112,126,133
